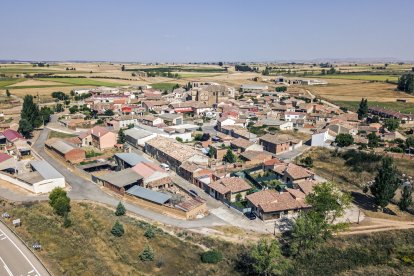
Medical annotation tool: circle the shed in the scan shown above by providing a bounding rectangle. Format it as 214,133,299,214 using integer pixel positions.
126,185,171,204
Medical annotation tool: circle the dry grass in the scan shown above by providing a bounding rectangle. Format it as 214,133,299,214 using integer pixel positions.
1,201,241,275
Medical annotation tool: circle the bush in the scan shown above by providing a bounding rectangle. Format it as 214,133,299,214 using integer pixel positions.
49,188,71,217
201,250,223,264
63,213,72,228
139,245,155,261
144,226,155,239
111,220,125,237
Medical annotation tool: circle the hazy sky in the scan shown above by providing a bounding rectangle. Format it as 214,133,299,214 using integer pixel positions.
1,0,413,62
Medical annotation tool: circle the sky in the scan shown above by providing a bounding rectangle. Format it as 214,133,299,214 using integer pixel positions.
0,0,413,62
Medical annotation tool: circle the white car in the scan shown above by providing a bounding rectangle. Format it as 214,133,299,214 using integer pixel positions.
160,163,170,171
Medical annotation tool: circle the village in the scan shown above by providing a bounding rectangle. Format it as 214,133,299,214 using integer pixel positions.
1,76,413,233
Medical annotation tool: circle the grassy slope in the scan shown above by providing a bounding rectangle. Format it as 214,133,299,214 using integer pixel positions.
48,131,77,139
3,202,239,276
333,100,414,113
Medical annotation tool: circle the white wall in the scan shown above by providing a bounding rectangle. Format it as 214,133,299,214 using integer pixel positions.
0,172,65,194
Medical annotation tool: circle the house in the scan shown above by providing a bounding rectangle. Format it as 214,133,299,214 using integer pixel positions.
97,168,143,196
230,138,263,153
1,160,65,194
131,162,172,190
124,127,157,148
45,138,86,163
157,113,183,125
90,126,117,150
273,163,314,184
114,152,148,170
2,129,24,144
311,129,337,147
145,136,208,172
259,134,302,154
207,177,251,202
259,119,293,131
246,189,310,220
284,111,307,122
139,115,164,126
239,151,274,165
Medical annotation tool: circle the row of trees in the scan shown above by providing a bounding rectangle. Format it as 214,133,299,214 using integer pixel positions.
397,73,414,94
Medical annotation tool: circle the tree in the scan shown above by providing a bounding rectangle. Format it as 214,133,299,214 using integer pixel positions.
398,185,413,211
370,157,400,210
121,65,125,71
55,103,64,113
384,118,400,132
115,201,126,216
49,187,71,217
139,245,154,261
39,106,54,125
249,239,290,275
104,109,114,116
406,136,414,149
289,211,328,256
275,86,287,92
18,119,33,139
335,133,354,147
111,220,125,237
117,128,126,144
367,132,380,148
69,105,78,114
208,146,217,158
397,73,414,94
19,95,42,137
218,62,223,66
223,148,237,163
300,156,313,168
63,213,73,228
357,98,368,120
6,89,10,97
306,182,352,224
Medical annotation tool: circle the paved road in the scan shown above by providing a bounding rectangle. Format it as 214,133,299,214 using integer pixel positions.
30,116,227,229
276,145,310,161
0,221,50,276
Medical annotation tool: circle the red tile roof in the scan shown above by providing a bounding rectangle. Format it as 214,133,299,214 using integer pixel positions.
2,129,23,142
0,153,12,163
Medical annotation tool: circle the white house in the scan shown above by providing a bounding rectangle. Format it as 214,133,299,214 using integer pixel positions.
311,129,337,147
284,112,307,122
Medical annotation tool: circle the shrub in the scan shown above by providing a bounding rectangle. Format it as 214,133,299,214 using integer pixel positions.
111,220,125,237
144,226,155,239
49,188,71,217
201,250,223,264
139,245,155,261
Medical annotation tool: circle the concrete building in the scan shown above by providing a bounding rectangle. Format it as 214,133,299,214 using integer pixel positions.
45,138,86,163
124,128,157,148
259,134,302,154
90,126,117,150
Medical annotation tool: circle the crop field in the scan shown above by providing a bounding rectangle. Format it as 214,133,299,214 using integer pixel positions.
0,78,25,88
38,77,128,87
307,80,414,102
333,100,414,113
151,82,180,91
314,74,399,82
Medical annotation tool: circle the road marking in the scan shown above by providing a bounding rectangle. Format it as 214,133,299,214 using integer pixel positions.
0,225,41,276
0,256,14,276
0,236,7,240
28,270,34,273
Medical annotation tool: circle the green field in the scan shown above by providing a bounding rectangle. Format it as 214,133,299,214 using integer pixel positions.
38,78,126,87
49,130,77,139
151,82,179,91
177,73,224,78
0,78,25,88
333,100,414,113
315,74,399,82
0,67,86,74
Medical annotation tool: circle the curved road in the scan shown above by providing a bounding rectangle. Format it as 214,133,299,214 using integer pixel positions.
0,221,50,276
32,117,227,229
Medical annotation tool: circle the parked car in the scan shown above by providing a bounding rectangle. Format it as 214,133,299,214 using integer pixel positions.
189,189,198,196
245,212,257,220
160,163,170,171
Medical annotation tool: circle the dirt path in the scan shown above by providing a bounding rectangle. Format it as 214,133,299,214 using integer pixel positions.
341,217,414,235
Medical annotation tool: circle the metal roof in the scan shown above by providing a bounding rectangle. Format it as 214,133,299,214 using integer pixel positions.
126,185,171,204
98,168,142,187
115,153,148,166
124,128,154,140
50,140,74,154
30,160,64,180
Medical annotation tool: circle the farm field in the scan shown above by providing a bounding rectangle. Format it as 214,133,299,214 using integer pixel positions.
307,80,414,102
38,77,129,87
333,100,414,114
314,74,399,82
